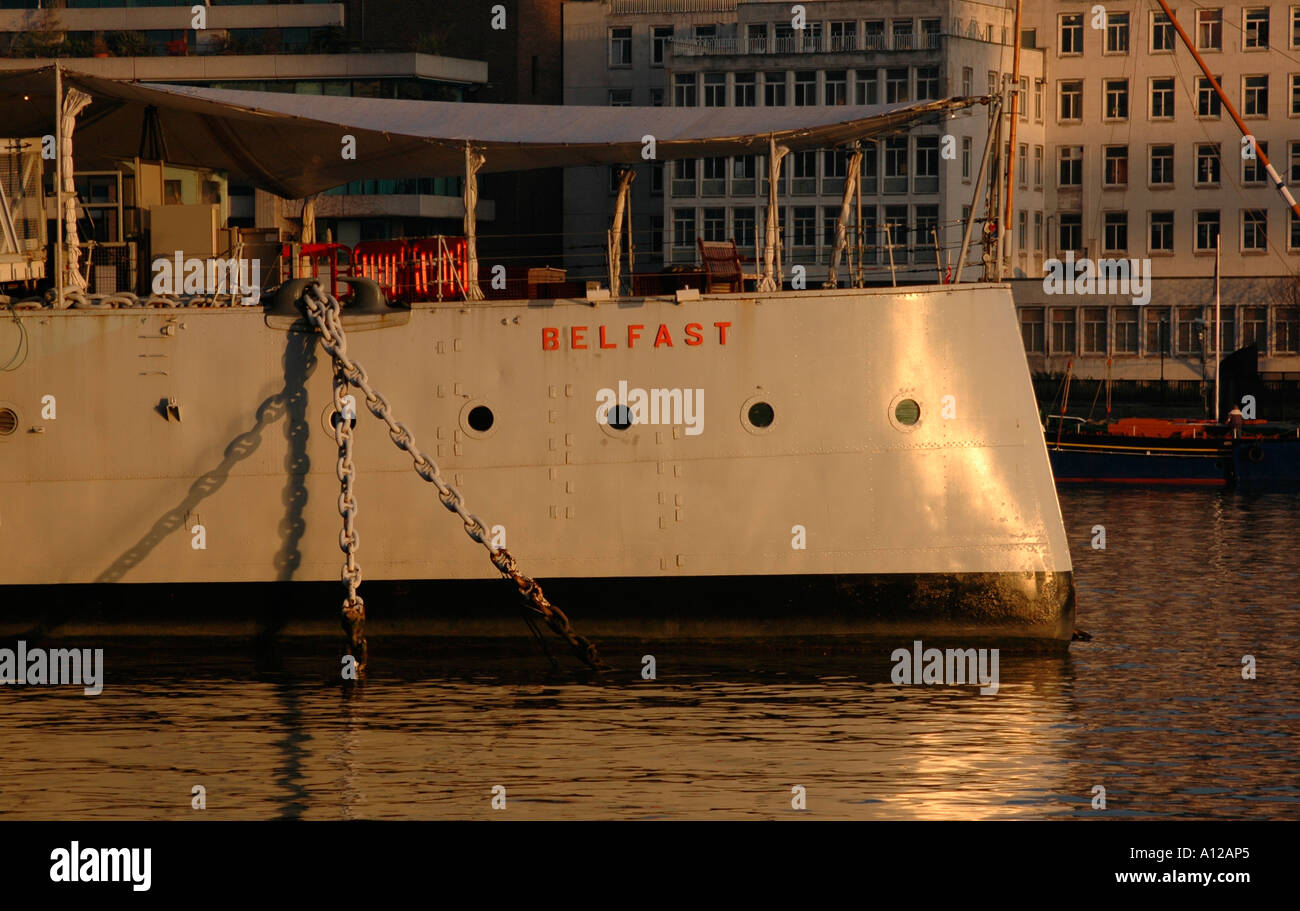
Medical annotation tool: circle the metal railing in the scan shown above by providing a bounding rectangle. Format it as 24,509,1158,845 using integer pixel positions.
669,32,942,57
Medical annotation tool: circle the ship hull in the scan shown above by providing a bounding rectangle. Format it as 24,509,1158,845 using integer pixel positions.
0,284,1075,642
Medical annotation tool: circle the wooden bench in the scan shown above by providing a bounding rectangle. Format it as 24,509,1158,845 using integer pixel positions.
697,238,759,293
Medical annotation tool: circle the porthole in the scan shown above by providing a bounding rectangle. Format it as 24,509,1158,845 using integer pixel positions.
895,399,921,425
888,393,923,431
459,400,499,439
320,400,357,435
741,393,778,435
467,405,494,433
607,404,633,430
0,406,17,437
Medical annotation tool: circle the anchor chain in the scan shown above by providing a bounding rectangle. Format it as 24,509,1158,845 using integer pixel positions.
332,361,367,668
299,281,607,672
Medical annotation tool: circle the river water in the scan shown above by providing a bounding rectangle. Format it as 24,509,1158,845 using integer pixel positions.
1,488,1297,820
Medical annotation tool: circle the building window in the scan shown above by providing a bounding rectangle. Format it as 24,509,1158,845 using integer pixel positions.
915,205,939,264
1017,143,1028,187
671,159,696,197
1114,307,1139,353
1104,146,1129,186
863,20,885,51
1242,306,1268,348
1033,145,1043,187
1150,211,1175,252
1244,140,1269,183
962,67,973,97
747,23,768,53
1243,75,1269,116
1059,146,1083,186
1034,211,1043,250
915,137,940,193
1151,11,1175,51
860,205,879,263
650,162,663,195
608,89,631,107
674,73,697,107
1176,307,1202,354
883,205,909,263
1292,141,1300,182
1209,307,1237,353
791,151,817,195
763,72,786,107
1197,9,1223,50
701,207,726,242
672,207,696,248
1242,209,1268,250
883,137,909,194
860,143,878,194
825,70,847,106
1035,80,1044,120
1145,308,1171,356
823,150,847,196
1195,210,1221,251
892,19,915,50
1294,7,1300,47
921,18,941,48
609,27,632,67
702,73,725,107
829,20,857,52
1150,144,1175,185
1244,8,1270,49
701,157,726,196
1293,210,1300,250
856,70,879,105
650,88,665,107
1106,12,1130,53
962,136,972,179
1104,211,1128,252
732,156,756,196
1051,309,1077,354
1059,213,1083,252
1151,78,1175,118
651,26,673,67
1060,13,1084,54
1292,74,1300,114
1196,144,1222,185
1018,76,1028,118
1059,80,1083,120
886,67,910,104
734,73,756,107
1197,76,1223,117
1104,78,1129,120
917,66,940,100
989,70,999,98
1082,308,1108,354
733,208,756,250
794,71,817,106
1276,307,1300,353
1021,308,1045,353
1017,210,1028,249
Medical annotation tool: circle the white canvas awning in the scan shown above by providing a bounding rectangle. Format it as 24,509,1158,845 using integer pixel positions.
1,66,980,198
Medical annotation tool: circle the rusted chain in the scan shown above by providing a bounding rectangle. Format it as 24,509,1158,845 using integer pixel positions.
299,281,607,672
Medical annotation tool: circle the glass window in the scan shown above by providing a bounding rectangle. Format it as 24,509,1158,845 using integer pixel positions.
1243,75,1269,115
671,159,697,197
1198,75,1223,116
1083,308,1108,354
1059,146,1082,186
1145,308,1171,355
703,73,726,107
1151,11,1175,51
1051,309,1077,354
1242,209,1268,250
651,26,673,66
886,67,910,104
1242,306,1268,347
1106,12,1130,53
1196,210,1221,251
732,156,756,196
1105,78,1129,119
1244,8,1270,49
1114,307,1139,353
701,207,726,242
1104,211,1128,252
1104,146,1129,186
1150,145,1175,185
915,137,940,193
701,157,726,196
825,71,847,106
1276,307,1300,353
917,66,940,100
860,143,878,195
792,206,817,249
1176,307,1202,354
674,73,697,107
855,70,879,105
962,137,972,180
883,138,909,194
734,73,756,107
1196,144,1222,185
1021,308,1045,354
1059,213,1082,251
829,21,857,52
883,205,909,263
609,27,632,67
1151,78,1175,118
1150,211,1174,252
764,72,787,106
1197,9,1222,50
1059,80,1083,120
915,205,939,264
733,208,756,249
1244,140,1269,184
794,71,817,106
747,23,768,53
1060,13,1083,54
672,207,696,247
792,151,818,195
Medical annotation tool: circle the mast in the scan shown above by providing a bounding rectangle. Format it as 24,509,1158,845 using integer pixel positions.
1000,0,1023,277
1155,0,1300,223
1214,234,1221,422
54,61,63,306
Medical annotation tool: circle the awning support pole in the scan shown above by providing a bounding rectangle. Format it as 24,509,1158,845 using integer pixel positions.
608,167,635,297
759,135,789,292
463,141,486,301
825,144,862,289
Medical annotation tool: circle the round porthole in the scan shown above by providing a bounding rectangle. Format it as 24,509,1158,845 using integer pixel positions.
741,394,778,435
895,399,921,425
0,406,18,437
320,400,357,435
467,405,494,433
607,404,633,430
459,400,499,439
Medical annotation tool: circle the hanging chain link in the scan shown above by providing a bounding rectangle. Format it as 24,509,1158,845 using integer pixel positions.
300,281,607,672
332,359,367,668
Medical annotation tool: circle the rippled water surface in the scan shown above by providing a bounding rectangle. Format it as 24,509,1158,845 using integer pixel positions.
2,489,1298,820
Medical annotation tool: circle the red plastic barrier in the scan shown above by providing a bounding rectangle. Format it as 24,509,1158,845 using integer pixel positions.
282,243,352,298
410,237,468,301
353,240,409,301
